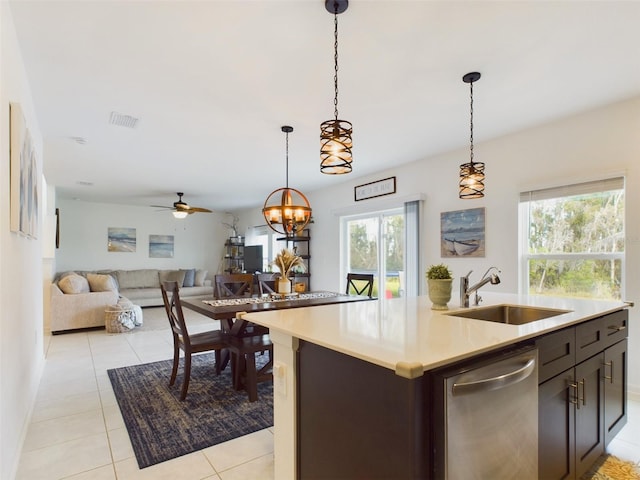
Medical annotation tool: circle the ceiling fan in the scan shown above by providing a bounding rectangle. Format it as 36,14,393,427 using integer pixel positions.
152,192,212,218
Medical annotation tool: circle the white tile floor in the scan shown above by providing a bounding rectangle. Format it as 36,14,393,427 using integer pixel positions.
16,307,274,480
15,307,640,479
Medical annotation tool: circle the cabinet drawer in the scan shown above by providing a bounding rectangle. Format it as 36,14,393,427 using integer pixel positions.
576,316,606,363
602,310,628,348
536,328,575,384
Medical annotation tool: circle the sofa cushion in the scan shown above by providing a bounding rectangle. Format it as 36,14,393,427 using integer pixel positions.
87,273,118,292
158,269,187,286
58,274,90,294
181,268,196,287
116,269,160,289
195,269,208,287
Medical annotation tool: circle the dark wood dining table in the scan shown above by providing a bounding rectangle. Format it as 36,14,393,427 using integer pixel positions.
181,291,375,335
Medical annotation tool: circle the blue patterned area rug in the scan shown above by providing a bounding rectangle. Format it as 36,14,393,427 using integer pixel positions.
108,353,273,468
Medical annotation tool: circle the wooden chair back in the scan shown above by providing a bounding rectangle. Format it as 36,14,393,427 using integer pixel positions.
214,273,254,299
257,273,280,295
161,280,190,343
346,273,374,297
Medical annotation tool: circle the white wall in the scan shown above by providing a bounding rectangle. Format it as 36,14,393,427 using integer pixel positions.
238,96,640,395
55,198,233,278
0,4,45,479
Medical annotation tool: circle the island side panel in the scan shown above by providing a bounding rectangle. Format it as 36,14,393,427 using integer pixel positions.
297,340,430,479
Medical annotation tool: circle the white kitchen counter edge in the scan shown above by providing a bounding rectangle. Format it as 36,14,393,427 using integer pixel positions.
241,292,629,378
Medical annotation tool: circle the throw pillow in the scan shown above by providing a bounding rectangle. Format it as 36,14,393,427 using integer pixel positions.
87,273,118,292
58,274,90,294
194,269,208,287
181,268,196,287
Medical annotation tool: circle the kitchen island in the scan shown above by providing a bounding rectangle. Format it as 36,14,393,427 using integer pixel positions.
240,292,629,479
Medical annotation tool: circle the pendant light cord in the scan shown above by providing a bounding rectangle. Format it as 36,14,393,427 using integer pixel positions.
469,80,474,164
333,8,339,120
285,130,289,188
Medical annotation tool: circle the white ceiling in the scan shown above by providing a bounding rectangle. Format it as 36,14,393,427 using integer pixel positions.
8,0,640,213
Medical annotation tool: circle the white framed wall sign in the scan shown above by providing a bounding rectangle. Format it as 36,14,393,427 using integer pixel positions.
354,176,396,201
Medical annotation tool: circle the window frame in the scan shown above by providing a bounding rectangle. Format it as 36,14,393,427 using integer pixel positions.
518,177,625,299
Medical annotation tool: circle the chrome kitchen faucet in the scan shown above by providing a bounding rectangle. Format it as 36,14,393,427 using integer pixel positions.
460,267,501,307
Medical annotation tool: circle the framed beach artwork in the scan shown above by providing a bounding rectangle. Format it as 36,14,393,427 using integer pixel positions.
440,207,485,257
10,103,40,238
108,227,137,252
149,235,174,258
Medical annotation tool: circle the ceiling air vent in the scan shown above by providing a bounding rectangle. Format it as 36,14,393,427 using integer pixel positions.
109,111,139,129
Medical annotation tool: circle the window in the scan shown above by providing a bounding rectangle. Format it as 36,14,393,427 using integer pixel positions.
519,178,625,300
340,200,420,298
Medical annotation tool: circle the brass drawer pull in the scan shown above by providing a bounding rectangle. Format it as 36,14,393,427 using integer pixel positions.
608,325,626,332
569,381,579,407
603,360,614,384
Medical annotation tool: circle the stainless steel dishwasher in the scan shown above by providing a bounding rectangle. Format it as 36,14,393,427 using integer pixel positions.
432,346,538,479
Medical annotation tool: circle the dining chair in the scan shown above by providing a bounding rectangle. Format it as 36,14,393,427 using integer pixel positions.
346,273,375,297
257,272,280,295
160,280,229,400
225,329,273,402
215,273,269,337
214,273,254,299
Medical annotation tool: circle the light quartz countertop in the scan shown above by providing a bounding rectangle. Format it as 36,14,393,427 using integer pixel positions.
241,292,628,378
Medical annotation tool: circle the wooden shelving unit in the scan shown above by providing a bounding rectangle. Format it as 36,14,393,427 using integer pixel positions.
223,236,244,273
277,229,310,291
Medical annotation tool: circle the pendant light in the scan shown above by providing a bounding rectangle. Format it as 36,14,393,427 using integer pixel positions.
459,72,485,199
320,0,352,175
262,126,312,236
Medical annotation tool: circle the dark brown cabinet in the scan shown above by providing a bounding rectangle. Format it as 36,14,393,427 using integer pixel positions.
604,338,627,444
536,310,628,480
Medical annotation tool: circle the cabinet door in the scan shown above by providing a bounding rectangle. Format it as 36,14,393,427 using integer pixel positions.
575,353,605,479
539,370,575,480
604,339,627,445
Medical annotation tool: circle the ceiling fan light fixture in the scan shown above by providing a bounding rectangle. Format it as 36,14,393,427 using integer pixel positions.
262,126,312,236
151,192,212,217
320,0,353,175
459,71,485,199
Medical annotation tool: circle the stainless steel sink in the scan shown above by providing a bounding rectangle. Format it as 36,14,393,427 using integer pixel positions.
444,304,571,325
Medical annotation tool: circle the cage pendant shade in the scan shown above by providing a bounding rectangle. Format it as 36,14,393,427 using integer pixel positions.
262,126,312,236
459,71,485,199
320,0,352,175
459,161,485,199
320,119,353,174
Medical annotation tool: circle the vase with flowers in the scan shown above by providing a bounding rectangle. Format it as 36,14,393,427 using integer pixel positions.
272,248,306,294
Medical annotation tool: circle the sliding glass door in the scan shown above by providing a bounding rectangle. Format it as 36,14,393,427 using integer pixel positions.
342,208,405,298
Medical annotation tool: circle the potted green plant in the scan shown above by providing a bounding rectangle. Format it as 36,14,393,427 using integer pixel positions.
272,248,306,294
426,263,453,310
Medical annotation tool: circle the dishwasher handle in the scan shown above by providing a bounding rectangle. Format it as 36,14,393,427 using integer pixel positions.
452,357,536,396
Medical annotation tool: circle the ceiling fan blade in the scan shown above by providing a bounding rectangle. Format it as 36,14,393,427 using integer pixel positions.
150,205,175,210
188,207,212,213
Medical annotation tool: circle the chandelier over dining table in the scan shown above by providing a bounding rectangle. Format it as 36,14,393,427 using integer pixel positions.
262,126,312,236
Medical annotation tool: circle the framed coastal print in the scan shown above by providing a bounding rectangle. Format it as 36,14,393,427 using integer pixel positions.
108,227,137,252
10,103,40,238
440,207,485,257
149,234,174,258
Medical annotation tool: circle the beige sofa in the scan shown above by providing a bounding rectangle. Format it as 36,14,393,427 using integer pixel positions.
50,268,212,333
